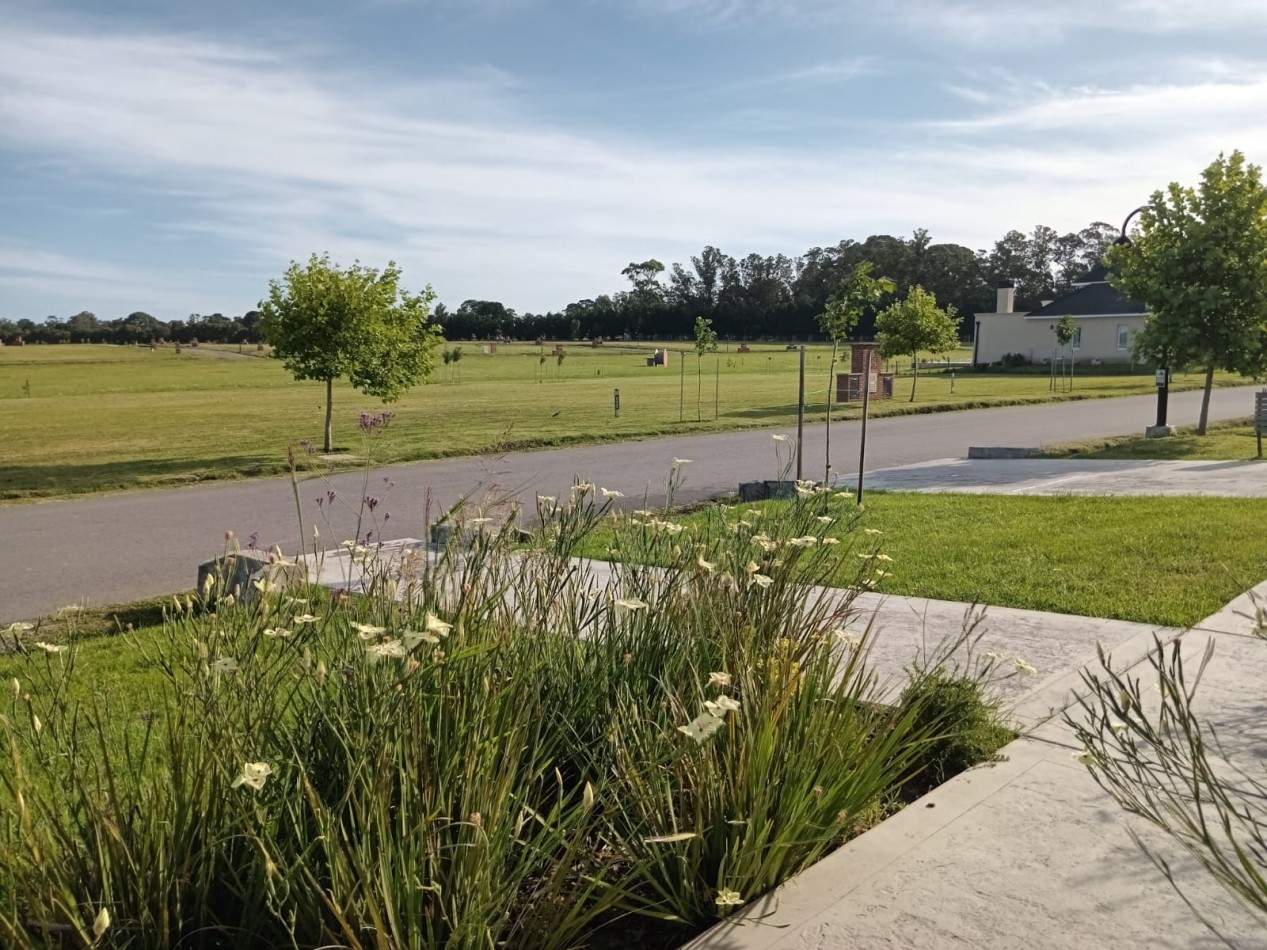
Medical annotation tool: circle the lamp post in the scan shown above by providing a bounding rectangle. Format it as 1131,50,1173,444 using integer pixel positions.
1113,206,1173,436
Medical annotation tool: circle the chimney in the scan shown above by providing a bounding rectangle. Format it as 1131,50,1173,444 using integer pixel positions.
996,280,1015,314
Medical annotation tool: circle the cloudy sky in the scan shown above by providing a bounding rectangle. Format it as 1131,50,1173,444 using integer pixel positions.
2,0,1265,320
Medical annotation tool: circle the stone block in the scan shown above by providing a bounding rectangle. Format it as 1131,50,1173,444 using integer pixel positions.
197,550,304,605
967,446,1040,459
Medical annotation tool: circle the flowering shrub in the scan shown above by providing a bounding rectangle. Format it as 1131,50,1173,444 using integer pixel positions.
0,472,1009,948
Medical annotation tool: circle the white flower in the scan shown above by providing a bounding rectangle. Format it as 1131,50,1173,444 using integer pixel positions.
633,508,655,517
715,888,745,907
709,671,732,688
1014,658,1038,675
402,630,441,648
57,604,84,614
614,597,649,612
263,628,292,638
833,628,861,648
366,640,409,660
32,715,42,734
751,573,773,589
816,515,834,524
863,528,882,536
600,487,625,498
211,657,239,674
293,613,318,624
1071,749,1094,765
788,536,818,548
771,433,789,442
537,495,558,506
677,711,726,742
351,622,387,639
744,560,760,575
984,651,1001,661
467,517,493,526
425,613,453,636
1110,720,1130,733
232,761,274,790
583,782,595,810
821,537,840,545
7,622,35,632
696,555,716,574
672,457,692,465
572,482,596,495
705,694,741,715
92,906,111,939
34,641,67,654
872,570,892,578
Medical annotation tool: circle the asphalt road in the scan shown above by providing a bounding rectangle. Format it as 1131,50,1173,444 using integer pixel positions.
2,384,1262,622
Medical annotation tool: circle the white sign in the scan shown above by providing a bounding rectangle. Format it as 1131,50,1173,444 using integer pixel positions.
1155,369,1168,387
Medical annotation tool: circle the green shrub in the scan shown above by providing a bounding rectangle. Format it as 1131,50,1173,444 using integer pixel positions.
898,669,1014,788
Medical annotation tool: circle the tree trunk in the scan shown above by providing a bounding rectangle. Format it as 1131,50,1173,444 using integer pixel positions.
1198,361,1215,435
324,376,334,452
697,359,703,422
909,354,918,402
825,342,837,485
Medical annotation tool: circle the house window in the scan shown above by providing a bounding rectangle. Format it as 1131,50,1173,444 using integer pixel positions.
1071,327,1082,350
1117,324,1130,350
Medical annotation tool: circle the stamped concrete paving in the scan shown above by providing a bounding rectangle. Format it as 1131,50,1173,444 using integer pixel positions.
690,580,1267,950
835,457,1267,496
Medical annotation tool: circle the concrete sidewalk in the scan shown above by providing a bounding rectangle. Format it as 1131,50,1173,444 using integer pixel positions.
690,580,1267,950
835,457,1267,497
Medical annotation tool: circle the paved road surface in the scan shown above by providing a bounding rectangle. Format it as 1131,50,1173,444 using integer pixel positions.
1,384,1261,621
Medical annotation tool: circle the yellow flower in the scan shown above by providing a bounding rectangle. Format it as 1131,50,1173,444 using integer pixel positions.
232,761,274,790
425,613,453,637
715,888,745,907
92,906,111,939
583,782,595,810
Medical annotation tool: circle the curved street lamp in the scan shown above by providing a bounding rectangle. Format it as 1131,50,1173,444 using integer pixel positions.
1115,205,1172,433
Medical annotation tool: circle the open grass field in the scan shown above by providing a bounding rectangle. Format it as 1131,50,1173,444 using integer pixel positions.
0,341,1251,500
580,492,1267,627
1047,417,1266,461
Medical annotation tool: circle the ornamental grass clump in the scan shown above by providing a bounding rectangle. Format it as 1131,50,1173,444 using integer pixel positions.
0,463,1009,948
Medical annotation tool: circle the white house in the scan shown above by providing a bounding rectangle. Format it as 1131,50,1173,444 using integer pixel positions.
972,263,1149,365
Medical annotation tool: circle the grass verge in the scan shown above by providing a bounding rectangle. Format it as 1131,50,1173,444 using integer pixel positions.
577,492,1267,627
1046,418,1266,461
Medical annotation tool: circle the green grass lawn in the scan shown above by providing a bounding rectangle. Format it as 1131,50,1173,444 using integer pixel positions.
1047,418,1266,461
0,342,1251,500
582,492,1267,627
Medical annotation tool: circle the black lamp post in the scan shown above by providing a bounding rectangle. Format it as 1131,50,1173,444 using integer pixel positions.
1113,206,1170,431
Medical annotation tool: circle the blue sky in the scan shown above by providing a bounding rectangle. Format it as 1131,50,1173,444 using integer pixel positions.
2,0,1266,319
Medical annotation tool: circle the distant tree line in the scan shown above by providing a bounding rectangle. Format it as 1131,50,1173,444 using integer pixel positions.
0,310,263,346
435,223,1120,342
0,222,1119,346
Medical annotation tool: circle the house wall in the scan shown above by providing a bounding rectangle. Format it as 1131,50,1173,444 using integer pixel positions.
973,314,1148,365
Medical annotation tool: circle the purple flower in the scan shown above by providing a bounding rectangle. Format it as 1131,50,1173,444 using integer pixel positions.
247,531,260,550
364,495,379,512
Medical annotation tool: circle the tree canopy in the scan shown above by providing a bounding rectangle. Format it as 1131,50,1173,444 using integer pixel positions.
258,254,442,451
1107,150,1267,433
875,286,961,401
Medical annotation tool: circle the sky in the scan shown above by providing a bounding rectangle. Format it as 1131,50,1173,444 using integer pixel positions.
2,0,1266,320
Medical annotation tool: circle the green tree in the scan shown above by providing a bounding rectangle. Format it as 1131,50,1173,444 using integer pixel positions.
1107,150,1267,434
819,261,894,483
875,286,960,402
693,315,718,421
1051,314,1076,392
259,254,442,451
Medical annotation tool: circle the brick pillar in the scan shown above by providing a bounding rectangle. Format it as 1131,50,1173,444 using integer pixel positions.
850,343,878,392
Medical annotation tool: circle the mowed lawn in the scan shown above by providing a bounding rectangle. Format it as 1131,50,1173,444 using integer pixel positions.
583,493,1267,627
1048,419,1266,461
0,342,1248,499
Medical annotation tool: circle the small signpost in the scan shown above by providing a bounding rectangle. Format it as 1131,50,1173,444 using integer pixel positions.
1255,388,1266,459
614,388,621,419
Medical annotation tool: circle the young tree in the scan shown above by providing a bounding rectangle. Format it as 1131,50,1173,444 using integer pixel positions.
1052,314,1076,392
1107,150,1267,434
693,316,718,421
259,254,442,452
874,285,960,402
819,261,893,483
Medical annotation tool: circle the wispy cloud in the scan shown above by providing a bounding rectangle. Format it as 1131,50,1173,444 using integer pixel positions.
0,14,1263,316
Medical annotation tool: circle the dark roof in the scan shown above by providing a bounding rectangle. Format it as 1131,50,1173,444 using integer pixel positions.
1026,281,1147,318
1071,261,1109,284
